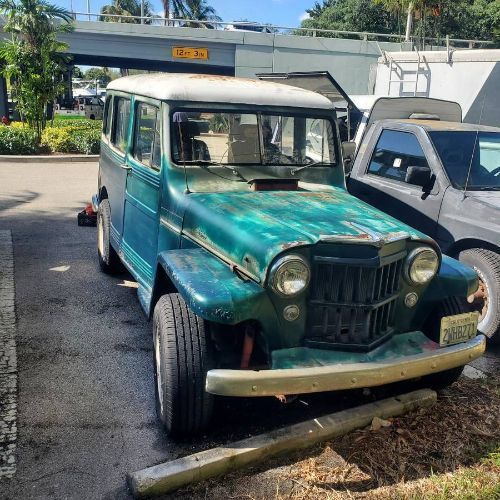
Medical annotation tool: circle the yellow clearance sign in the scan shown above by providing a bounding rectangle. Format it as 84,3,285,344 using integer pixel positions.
172,47,209,60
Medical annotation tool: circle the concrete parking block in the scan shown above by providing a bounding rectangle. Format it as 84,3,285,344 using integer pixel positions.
0,230,17,479
128,388,437,498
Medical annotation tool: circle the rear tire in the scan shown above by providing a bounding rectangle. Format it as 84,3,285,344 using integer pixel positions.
153,293,215,437
459,248,500,344
421,296,470,390
97,199,123,274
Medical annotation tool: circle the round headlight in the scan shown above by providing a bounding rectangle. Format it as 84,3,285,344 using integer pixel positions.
405,247,439,284
271,256,310,296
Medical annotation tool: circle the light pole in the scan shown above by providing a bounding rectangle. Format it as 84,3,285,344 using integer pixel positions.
87,0,91,21
141,0,144,24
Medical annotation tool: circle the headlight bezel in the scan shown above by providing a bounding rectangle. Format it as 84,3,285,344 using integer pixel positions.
270,254,310,297
404,247,439,285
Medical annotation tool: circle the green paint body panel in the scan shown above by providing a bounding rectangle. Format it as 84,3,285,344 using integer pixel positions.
273,331,447,369
182,188,433,283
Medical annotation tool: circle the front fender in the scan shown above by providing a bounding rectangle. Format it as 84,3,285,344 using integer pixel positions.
425,255,478,300
158,248,276,326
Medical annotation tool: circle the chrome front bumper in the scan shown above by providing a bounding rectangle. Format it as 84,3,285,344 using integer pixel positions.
205,334,486,397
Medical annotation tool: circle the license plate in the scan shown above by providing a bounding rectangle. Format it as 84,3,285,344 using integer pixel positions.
172,47,209,60
439,312,479,347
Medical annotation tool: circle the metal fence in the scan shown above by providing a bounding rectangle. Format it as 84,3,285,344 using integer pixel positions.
70,12,495,50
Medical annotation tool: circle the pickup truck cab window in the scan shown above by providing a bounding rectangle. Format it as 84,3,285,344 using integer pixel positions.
429,130,500,191
367,129,431,185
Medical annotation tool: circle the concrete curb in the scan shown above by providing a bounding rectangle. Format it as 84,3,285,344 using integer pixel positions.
0,155,99,163
128,389,437,498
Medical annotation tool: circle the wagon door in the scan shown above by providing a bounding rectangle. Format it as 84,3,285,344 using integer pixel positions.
121,98,162,288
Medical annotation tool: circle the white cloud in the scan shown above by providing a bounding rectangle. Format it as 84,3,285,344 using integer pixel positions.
299,12,310,22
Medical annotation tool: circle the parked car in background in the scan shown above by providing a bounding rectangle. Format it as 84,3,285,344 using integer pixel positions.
94,73,485,437
348,119,500,343
224,21,274,33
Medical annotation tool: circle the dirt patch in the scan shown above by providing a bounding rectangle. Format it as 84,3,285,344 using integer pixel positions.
174,375,500,499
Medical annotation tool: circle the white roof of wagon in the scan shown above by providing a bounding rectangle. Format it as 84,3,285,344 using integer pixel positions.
106,73,334,110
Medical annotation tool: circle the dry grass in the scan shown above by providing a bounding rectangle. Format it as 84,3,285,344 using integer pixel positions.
175,374,500,500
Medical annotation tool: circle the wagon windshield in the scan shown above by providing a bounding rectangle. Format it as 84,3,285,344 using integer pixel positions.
170,109,339,192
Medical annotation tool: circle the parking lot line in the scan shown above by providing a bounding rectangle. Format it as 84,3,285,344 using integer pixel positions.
0,230,17,478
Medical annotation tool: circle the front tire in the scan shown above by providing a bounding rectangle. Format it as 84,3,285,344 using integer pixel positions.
153,293,215,437
459,248,500,344
97,199,123,274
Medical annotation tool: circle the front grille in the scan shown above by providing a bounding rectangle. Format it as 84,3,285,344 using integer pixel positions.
305,251,405,351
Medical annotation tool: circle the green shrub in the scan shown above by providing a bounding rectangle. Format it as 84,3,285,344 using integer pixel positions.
42,125,101,154
41,127,73,153
70,128,101,154
49,118,102,130
0,126,38,154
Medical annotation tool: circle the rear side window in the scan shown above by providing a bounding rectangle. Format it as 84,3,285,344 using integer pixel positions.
367,129,429,184
111,97,131,153
133,102,161,170
103,96,112,137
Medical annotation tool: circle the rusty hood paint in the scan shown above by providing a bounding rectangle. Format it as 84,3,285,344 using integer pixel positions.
182,187,433,283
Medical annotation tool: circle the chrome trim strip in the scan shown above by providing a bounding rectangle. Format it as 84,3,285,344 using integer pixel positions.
183,229,261,283
205,335,486,397
159,216,181,234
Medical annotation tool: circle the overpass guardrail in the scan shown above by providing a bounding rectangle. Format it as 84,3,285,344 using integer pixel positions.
69,12,495,50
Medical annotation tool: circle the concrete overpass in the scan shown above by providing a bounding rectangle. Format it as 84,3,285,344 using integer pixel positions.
60,20,410,94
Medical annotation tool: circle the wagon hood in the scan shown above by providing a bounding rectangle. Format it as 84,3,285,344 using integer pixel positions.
182,188,432,282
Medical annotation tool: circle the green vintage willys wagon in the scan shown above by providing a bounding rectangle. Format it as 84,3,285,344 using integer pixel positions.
95,73,485,436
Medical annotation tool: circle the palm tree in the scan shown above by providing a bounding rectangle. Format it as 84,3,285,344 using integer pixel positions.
173,0,221,28
100,0,154,23
0,0,73,138
0,0,73,46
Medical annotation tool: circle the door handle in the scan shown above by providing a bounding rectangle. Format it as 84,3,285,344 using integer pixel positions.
120,164,132,172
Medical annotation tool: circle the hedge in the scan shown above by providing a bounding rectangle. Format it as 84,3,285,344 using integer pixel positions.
0,126,39,154
41,126,101,154
0,119,102,155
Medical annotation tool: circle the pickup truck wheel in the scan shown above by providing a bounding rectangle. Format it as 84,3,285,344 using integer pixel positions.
97,199,123,274
459,248,500,344
153,293,215,437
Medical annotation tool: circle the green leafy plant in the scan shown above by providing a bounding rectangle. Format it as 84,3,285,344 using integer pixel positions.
0,126,38,154
41,125,101,154
0,0,74,142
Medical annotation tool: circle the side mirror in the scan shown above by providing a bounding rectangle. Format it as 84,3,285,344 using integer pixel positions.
342,141,356,175
341,140,356,160
405,166,434,190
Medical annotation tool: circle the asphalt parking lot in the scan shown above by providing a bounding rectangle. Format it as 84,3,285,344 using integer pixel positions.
0,161,498,499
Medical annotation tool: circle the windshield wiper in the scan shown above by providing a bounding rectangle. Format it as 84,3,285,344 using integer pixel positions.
196,159,248,182
290,161,329,175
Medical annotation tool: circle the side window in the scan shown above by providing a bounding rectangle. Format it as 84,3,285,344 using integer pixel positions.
133,102,160,170
103,96,112,138
367,129,430,185
111,97,131,153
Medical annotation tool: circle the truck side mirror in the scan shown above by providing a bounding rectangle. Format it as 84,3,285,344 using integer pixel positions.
342,140,356,174
405,166,434,190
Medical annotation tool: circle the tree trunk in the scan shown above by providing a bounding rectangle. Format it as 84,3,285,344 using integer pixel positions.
405,1,413,42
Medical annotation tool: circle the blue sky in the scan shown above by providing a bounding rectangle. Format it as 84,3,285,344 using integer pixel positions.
61,0,313,26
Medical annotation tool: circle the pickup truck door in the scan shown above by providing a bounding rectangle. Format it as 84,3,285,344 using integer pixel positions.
348,125,445,239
